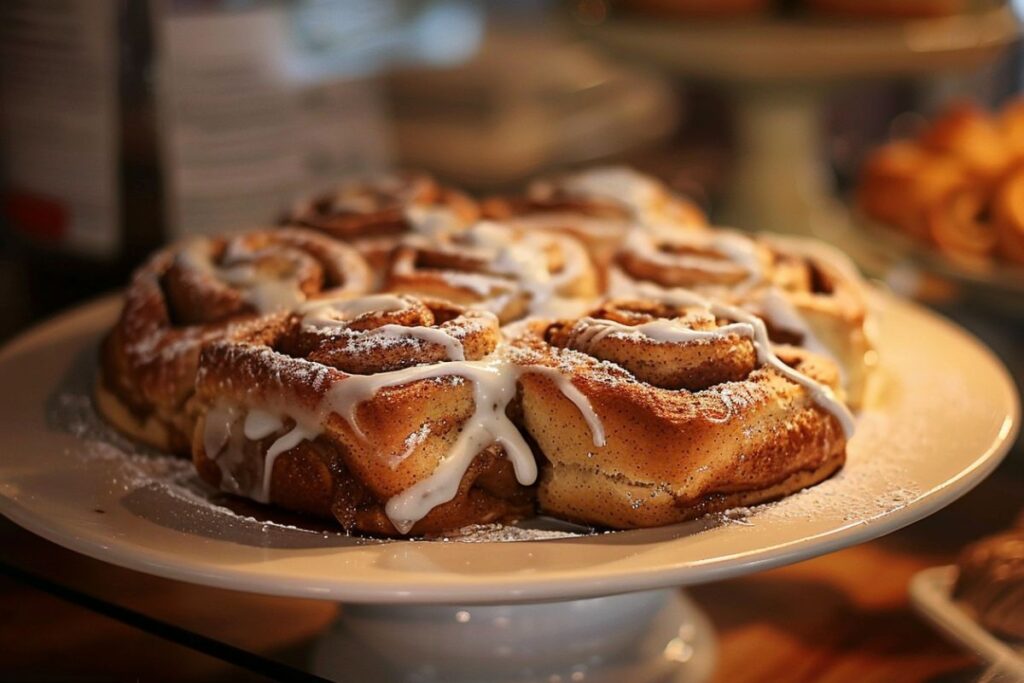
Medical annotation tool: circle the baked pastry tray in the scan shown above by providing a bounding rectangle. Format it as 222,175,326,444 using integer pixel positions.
0,290,1017,604
910,566,1024,679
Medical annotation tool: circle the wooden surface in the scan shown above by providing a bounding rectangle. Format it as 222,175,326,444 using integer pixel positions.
1,456,1020,683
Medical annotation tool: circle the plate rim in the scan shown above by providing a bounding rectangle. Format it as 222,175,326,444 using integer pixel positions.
0,293,1018,604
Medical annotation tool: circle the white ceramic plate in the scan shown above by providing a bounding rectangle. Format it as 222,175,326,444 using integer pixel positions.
910,566,1024,679
0,293,1017,604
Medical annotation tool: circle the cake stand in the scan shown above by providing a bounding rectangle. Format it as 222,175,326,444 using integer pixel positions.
581,6,1020,234
0,291,1017,682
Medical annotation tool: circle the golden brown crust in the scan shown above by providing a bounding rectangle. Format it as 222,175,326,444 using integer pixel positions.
96,229,371,454
509,302,847,530
190,296,535,536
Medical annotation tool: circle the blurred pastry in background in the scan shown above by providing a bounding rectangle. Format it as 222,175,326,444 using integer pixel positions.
919,103,1014,181
954,524,1024,642
857,99,1024,267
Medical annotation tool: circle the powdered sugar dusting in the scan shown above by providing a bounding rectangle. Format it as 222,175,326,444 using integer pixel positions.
50,356,925,545
714,405,922,528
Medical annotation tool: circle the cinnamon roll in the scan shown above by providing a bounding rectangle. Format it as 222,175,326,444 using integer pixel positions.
482,166,706,270
384,221,600,323
284,172,479,275
97,229,371,454
610,228,873,406
509,295,851,529
191,294,540,536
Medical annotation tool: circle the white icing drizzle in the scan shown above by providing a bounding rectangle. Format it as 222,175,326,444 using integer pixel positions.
395,221,592,318
756,288,835,363
573,314,751,347
404,204,464,238
558,166,662,213
521,366,606,449
300,294,412,327
204,402,320,503
611,229,867,390
200,351,605,534
176,238,307,315
266,355,581,533
243,409,284,440
299,295,474,361
202,402,245,495
634,289,855,438
469,221,591,314
235,275,306,314
388,424,432,470
260,422,321,502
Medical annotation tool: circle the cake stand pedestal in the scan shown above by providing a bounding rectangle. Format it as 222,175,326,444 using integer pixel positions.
583,7,1019,233
311,589,715,683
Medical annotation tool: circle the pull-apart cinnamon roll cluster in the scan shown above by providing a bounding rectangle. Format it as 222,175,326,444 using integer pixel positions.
98,167,872,536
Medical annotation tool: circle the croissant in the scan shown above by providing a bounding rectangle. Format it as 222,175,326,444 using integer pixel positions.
96,229,371,454
509,296,850,529
191,294,541,536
